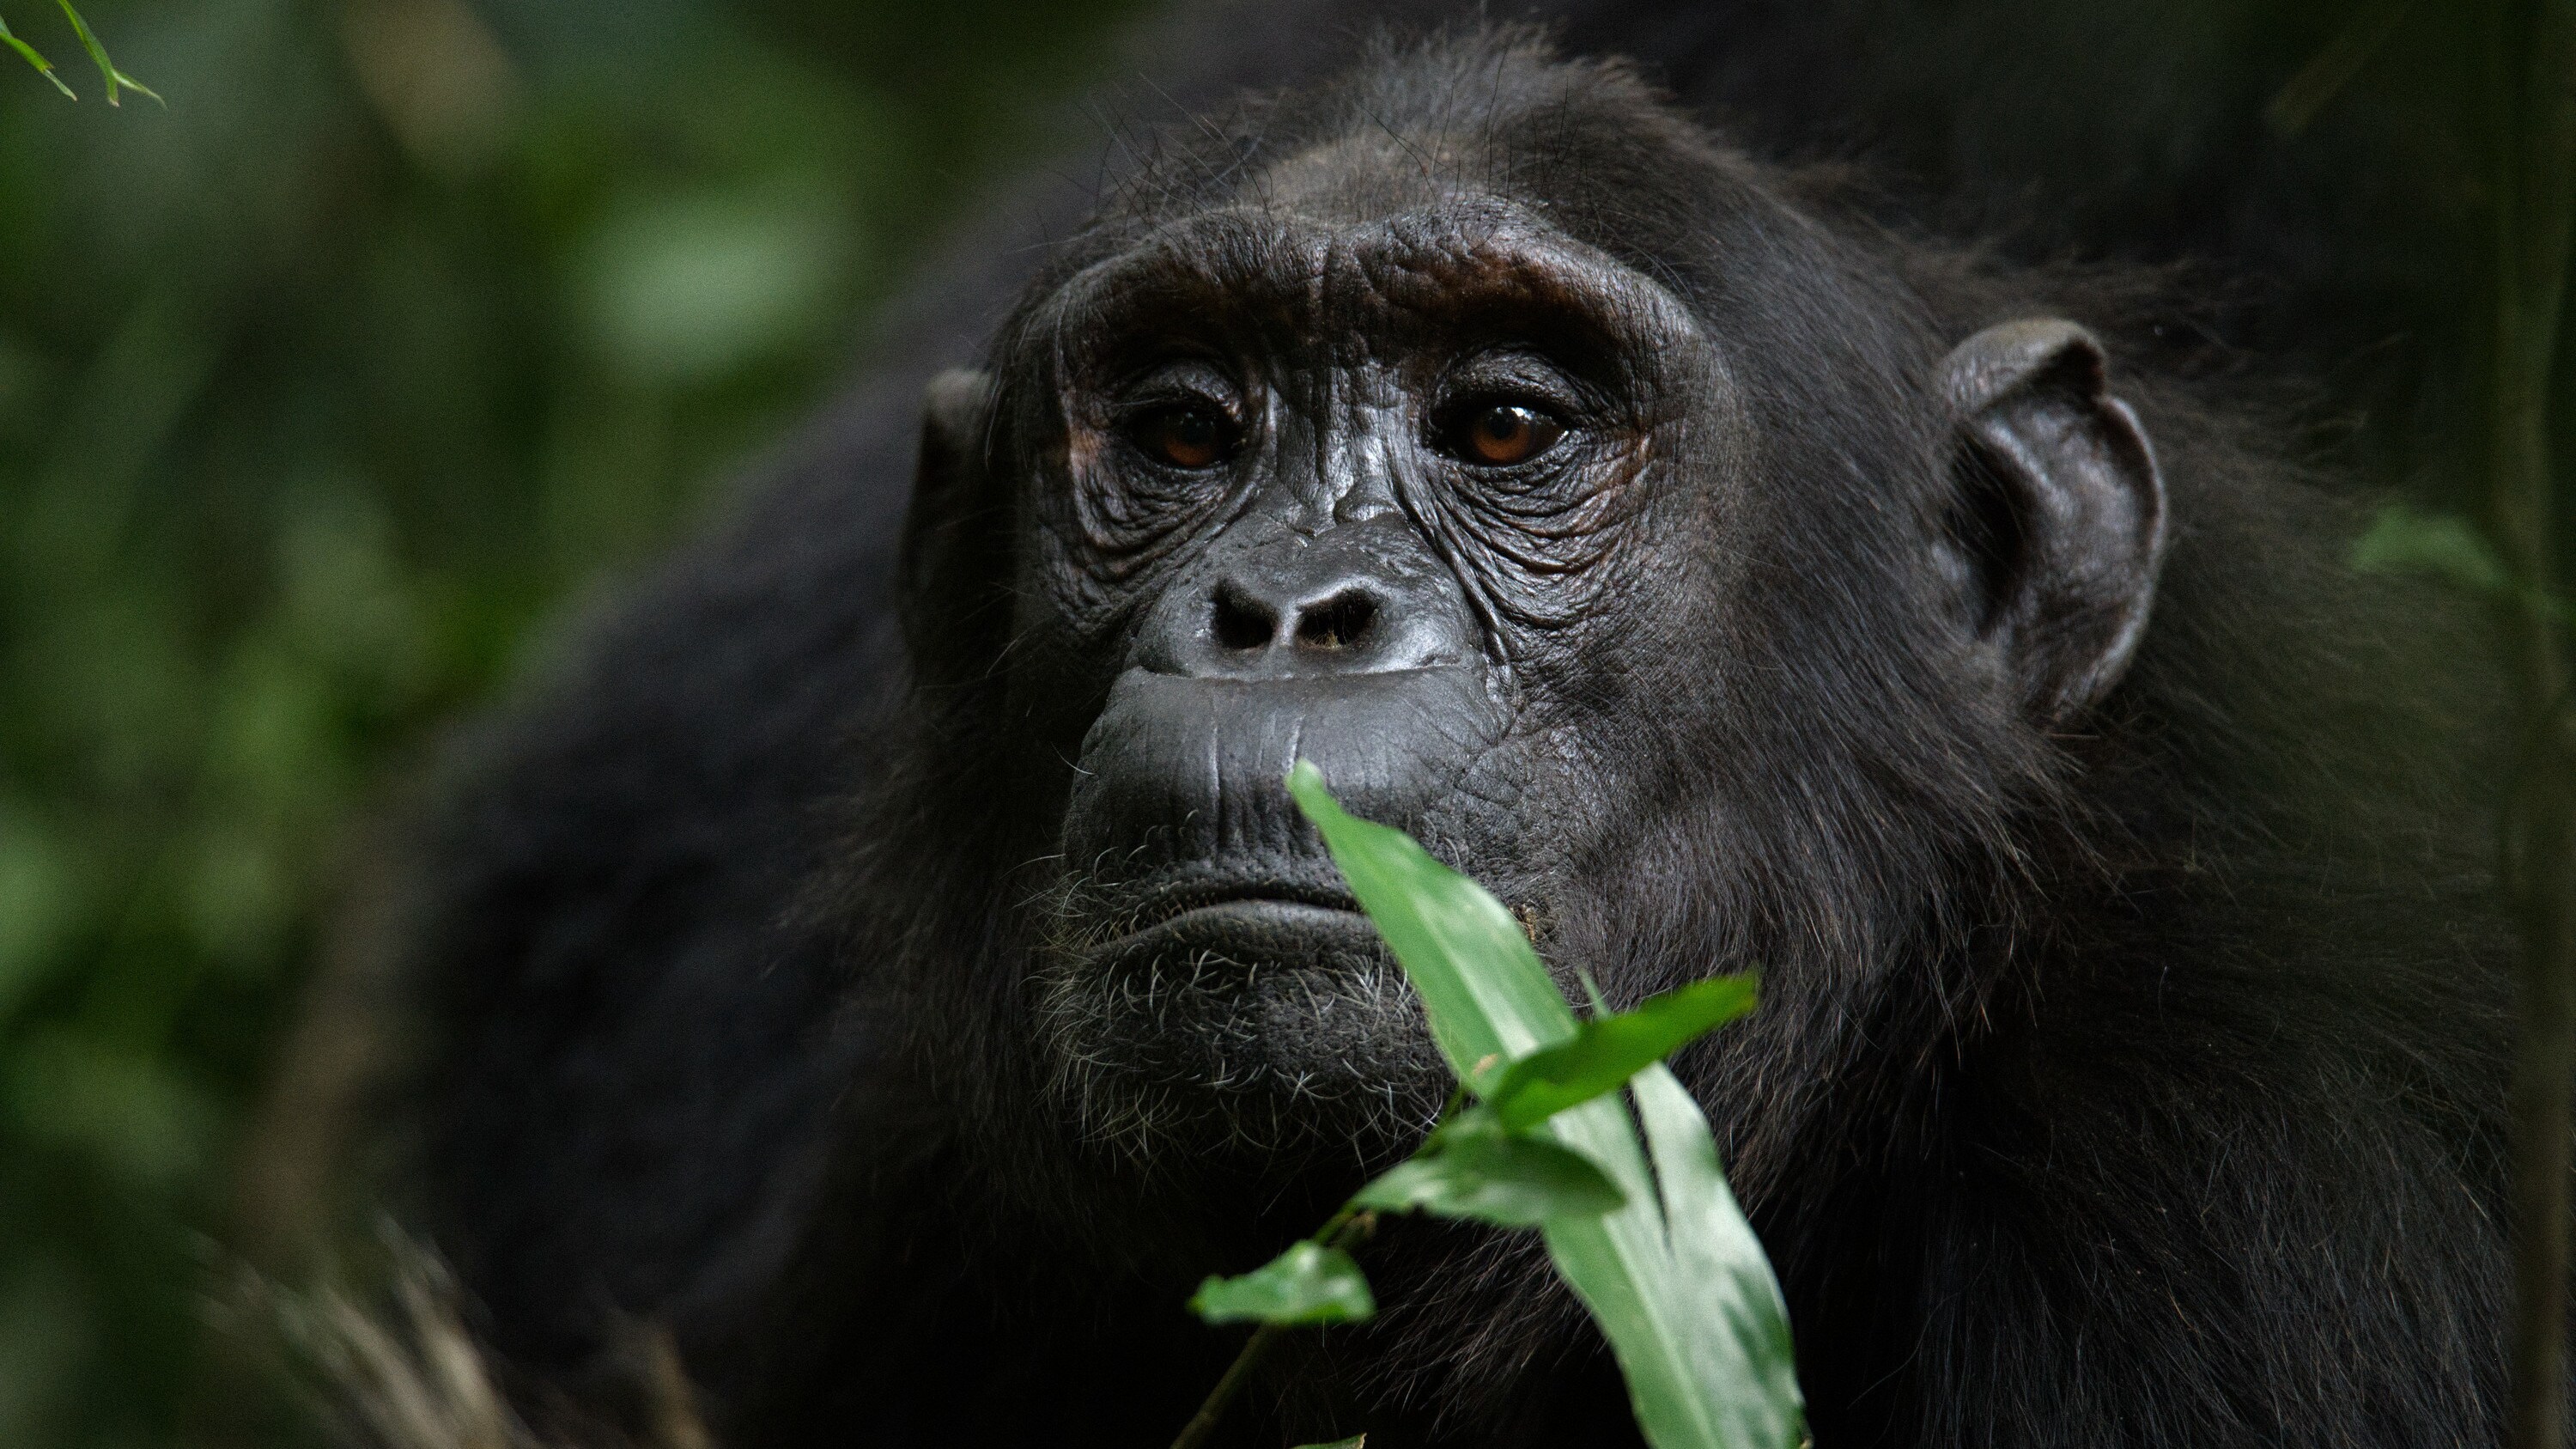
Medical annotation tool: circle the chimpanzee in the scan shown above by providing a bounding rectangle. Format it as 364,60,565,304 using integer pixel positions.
391,21,2513,1449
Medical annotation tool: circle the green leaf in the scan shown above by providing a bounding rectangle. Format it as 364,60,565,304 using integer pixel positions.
55,1,158,107
1290,762,1805,1449
2349,503,2576,626
1628,1063,1803,1449
2351,502,2512,596
1530,1075,1805,1449
1291,1439,1365,1448
1479,976,1759,1132
1285,760,1580,1072
0,15,75,97
1354,1114,1625,1227
1188,1241,1376,1326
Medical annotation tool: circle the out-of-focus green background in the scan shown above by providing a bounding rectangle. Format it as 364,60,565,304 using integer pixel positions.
0,2,1145,1443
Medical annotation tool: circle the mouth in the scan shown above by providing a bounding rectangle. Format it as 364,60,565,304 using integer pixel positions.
1133,877,1362,928
1081,876,1378,971
1036,868,1439,1136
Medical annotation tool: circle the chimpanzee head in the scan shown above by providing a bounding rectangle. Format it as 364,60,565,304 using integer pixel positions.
896,36,2164,1161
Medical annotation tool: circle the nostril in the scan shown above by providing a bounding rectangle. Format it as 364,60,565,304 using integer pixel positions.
1293,590,1378,653
1210,584,1279,653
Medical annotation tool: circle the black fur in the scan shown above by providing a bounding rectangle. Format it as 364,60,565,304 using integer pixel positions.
396,11,2512,1448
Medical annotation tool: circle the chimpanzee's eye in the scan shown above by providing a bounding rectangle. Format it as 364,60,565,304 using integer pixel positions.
1443,401,1567,466
1126,401,1236,470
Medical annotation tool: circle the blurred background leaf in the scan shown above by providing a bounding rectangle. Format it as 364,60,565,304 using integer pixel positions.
0,0,1145,1443
2353,502,2516,596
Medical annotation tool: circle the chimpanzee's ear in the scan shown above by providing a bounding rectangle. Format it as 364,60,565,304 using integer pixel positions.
898,368,1005,689
1938,319,2166,722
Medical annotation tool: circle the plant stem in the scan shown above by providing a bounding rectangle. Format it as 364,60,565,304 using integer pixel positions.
1168,1211,1377,1449
1167,1322,1287,1449
2493,3,2576,1447
1168,1089,1451,1449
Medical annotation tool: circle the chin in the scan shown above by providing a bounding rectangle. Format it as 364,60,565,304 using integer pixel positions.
1030,892,1447,1161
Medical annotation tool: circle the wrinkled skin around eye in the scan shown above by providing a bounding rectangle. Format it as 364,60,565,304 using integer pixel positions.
1054,374,1252,599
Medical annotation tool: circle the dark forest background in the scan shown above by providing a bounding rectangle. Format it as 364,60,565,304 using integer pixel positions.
0,1,1147,1443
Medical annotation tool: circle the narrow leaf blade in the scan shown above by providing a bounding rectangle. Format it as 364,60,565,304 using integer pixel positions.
1285,759,1577,1074
1540,1095,1741,1449
0,17,73,96
1353,1125,1625,1227
107,65,159,105
1291,764,1801,1449
1188,1241,1376,1326
1482,975,1758,1132
1632,1064,1805,1446
56,1,155,107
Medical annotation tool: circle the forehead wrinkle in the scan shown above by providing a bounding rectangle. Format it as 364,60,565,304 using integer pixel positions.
1040,210,1316,355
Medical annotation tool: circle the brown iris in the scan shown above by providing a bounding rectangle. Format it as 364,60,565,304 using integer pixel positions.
1454,403,1565,466
1128,402,1232,469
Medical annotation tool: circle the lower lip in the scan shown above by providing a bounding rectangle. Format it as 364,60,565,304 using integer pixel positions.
1094,898,1376,956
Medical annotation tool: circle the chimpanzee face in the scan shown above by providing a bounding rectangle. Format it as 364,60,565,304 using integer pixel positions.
1002,191,1729,1135
902,138,2162,1152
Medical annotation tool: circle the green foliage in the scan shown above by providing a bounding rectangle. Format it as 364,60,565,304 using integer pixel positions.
1351,1111,1627,1226
1478,976,1758,1133
2351,501,2573,626
1,3,149,103
53,2,153,106
1283,762,1579,1069
2353,502,2515,594
1,15,71,98
1185,763,1805,1449
1190,1243,1376,1326
0,2,1146,1444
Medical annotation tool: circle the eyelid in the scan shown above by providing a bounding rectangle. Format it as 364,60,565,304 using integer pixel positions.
1431,393,1572,433
1118,383,1234,414
1115,356,1240,405
1447,392,1567,423
1440,347,1583,404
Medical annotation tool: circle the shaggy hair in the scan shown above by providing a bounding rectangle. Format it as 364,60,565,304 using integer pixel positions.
394,24,2511,1449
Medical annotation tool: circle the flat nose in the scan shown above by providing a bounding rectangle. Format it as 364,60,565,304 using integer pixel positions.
1140,521,1474,679
1208,579,1385,660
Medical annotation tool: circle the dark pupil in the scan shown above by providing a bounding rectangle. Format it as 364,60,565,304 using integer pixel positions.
1156,407,1222,466
1465,404,1557,464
